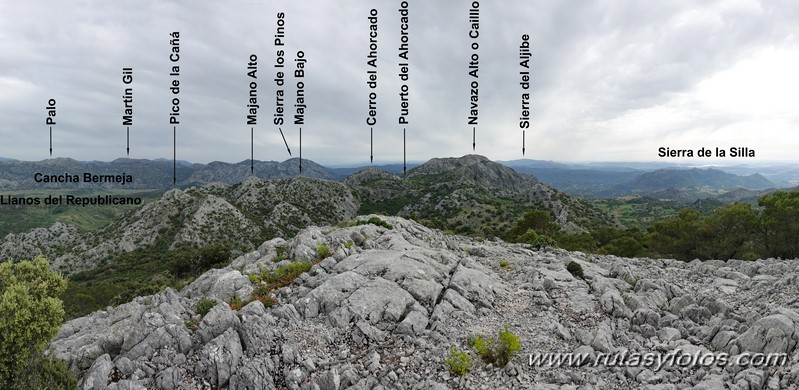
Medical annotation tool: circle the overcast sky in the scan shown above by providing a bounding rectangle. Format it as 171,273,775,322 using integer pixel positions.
1,0,797,165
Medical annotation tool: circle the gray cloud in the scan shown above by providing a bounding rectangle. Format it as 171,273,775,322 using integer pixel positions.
1,0,797,164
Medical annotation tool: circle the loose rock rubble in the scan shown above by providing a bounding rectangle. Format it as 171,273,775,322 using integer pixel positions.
50,216,799,389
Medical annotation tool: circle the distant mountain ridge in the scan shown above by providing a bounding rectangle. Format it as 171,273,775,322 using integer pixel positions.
586,167,777,201
0,157,336,190
2,156,794,193
505,164,780,201
329,163,421,177
621,167,774,191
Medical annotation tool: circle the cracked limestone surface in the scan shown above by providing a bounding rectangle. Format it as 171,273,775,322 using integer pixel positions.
50,216,799,389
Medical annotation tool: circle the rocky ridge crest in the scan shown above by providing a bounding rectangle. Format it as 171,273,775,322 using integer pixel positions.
0,176,358,273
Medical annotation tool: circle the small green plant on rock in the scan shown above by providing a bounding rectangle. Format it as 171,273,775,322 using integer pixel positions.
251,284,276,308
249,261,311,289
469,335,494,363
499,259,511,269
468,325,521,367
444,347,473,376
496,326,521,366
184,318,200,332
272,246,288,263
316,244,331,259
246,260,312,309
228,295,243,311
567,260,584,280
195,297,216,318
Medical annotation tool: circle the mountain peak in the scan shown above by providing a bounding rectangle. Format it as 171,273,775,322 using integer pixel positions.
343,167,399,186
457,154,490,163
408,155,489,175
407,155,538,190
626,167,775,192
422,154,489,167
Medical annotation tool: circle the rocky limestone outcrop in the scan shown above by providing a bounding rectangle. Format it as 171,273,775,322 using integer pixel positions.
50,216,799,389
0,222,89,270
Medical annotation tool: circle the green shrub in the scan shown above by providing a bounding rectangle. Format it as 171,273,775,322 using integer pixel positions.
0,258,77,388
169,243,231,278
272,246,288,262
356,217,393,230
317,244,331,259
251,284,275,308
531,234,557,250
444,347,473,376
517,229,538,245
567,260,584,279
344,241,354,249
228,295,243,311
468,335,495,363
507,211,558,241
468,325,521,367
496,325,521,366
195,297,216,317
185,318,200,331
14,353,76,390
251,261,311,289
246,261,310,308
499,259,511,269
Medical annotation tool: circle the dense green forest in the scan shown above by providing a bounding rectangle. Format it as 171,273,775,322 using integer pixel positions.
506,191,799,261
0,189,163,237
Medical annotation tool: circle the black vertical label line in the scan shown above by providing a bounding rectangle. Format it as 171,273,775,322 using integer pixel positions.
279,127,292,156
299,127,302,174
173,126,176,185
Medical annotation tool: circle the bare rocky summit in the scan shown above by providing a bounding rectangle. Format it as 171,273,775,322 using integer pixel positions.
49,216,799,389
0,222,86,263
406,155,540,193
